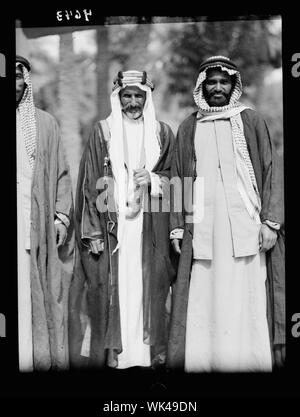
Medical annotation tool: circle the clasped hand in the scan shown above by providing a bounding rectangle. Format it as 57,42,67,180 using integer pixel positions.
259,224,278,252
55,223,67,248
171,238,182,254
88,238,104,255
133,169,150,187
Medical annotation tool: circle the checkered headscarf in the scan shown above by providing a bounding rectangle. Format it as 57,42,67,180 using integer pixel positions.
16,57,36,169
193,55,242,112
193,56,262,223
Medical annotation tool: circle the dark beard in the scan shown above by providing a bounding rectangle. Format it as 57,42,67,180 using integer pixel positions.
203,90,231,107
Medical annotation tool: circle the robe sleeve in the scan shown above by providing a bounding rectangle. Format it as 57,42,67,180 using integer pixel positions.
170,124,185,233
80,125,103,246
153,122,175,177
54,119,73,219
153,122,177,209
255,114,284,226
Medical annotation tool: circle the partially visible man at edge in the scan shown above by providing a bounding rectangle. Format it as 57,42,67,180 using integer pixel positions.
16,55,74,371
69,70,176,369
167,55,285,372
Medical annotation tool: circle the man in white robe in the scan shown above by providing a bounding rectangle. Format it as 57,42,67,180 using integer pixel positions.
168,56,284,372
16,55,73,371
69,71,175,369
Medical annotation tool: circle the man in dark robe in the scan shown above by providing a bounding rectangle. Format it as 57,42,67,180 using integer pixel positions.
16,55,74,371
167,56,285,371
69,70,175,369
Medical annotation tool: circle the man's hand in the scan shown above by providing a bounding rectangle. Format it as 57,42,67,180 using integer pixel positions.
133,169,151,187
88,238,104,255
259,224,278,252
55,223,67,248
171,238,182,255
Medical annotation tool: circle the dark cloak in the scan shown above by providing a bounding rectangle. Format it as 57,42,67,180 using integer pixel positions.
69,119,176,368
167,109,285,369
30,108,74,370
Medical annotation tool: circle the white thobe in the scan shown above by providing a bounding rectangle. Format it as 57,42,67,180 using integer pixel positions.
185,119,272,372
16,110,34,372
116,117,151,368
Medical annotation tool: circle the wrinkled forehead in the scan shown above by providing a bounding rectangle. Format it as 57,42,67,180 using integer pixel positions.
120,85,145,95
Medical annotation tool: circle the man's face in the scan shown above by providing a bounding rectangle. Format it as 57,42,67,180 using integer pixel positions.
119,86,146,120
16,66,25,105
203,68,234,107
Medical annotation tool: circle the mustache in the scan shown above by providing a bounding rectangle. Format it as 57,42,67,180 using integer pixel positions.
208,91,227,97
123,104,143,112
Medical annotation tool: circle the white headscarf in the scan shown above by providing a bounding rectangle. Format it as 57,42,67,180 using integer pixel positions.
106,71,160,252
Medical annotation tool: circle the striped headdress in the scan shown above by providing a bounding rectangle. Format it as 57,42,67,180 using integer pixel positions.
112,70,155,92
16,56,36,169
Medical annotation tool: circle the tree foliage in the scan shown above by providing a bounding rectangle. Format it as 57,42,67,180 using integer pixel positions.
164,19,282,107
28,17,283,154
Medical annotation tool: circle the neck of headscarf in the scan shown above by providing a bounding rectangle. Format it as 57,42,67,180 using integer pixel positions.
194,65,261,223
16,62,36,169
